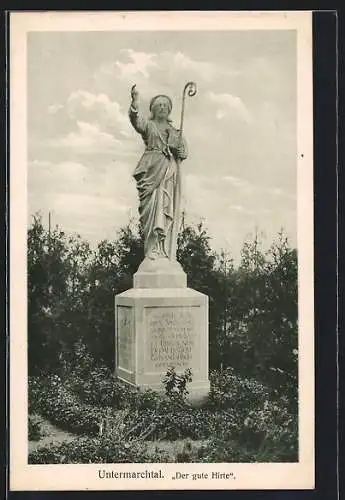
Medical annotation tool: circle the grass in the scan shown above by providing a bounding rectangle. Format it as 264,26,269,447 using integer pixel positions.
29,412,208,461
28,414,76,454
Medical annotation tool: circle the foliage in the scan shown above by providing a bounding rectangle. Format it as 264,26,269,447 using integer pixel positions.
230,230,298,400
196,434,297,463
62,345,130,408
28,215,93,374
28,436,171,464
197,395,298,462
162,367,192,402
28,415,43,441
28,365,297,461
177,218,217,295
29,374,110,436
65,369,128,409
207,368,272,413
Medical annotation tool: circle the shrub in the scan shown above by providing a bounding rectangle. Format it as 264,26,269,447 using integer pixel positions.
196,432,298,463
121,398,240,442
28,415,43,441
239,399,298,459
196,438,258,462
28,369,297,463
29,375,109,435
162,367,192,402
64,367,130,408
197,396,298,462
207,368,272,413
28,377,43,412
28,436,171,464
126,388,165,411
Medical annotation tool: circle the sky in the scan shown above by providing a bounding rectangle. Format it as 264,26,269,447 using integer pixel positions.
27,29,297,263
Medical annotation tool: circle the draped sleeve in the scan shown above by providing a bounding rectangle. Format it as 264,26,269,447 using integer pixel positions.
128,104,148,138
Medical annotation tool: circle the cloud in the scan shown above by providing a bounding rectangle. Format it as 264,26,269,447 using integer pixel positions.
207,91,252,123
94,49,237,101
266,187,296,200
45,121,135,156
223,175,254,191
66,90,132,137
228,204,255,215
163,51,233,83
95,49,158,88
116,49,158,78
48,103,64,114
28,159,88,193
28,157,137,200
52,193,130,216
28,157,139,246
39,90,142,162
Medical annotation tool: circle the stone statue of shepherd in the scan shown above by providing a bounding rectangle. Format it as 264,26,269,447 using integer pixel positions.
129,82,197,262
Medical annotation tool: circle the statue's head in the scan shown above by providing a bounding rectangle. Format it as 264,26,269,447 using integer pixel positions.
149,95,172,120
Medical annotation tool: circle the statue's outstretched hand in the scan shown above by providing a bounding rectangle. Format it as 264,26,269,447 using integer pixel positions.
131,85,139,107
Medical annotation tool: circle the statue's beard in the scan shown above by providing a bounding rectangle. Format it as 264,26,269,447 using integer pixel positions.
155,110,168,120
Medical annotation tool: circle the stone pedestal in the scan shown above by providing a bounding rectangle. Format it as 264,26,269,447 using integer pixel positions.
115,257,210,404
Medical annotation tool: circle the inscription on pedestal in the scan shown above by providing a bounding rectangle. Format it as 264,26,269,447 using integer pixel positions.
117,306,133,372
145,306,199,372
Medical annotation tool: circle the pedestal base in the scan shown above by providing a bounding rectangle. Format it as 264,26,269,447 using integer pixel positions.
133,256,187,288
115,287,209,400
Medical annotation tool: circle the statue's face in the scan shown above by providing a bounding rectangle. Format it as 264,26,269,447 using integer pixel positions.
152,97,171,119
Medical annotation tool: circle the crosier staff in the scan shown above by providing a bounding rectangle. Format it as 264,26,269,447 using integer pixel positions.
170,81,197,258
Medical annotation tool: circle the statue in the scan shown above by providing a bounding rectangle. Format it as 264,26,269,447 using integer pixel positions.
116,82,210,402
129,83,196,262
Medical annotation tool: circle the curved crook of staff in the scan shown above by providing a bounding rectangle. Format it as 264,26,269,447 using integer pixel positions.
179,81,197,140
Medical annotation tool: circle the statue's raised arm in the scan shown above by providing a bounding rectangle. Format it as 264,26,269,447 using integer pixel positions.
129,85,148,136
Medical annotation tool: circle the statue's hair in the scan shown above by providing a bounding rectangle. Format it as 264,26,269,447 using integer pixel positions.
149,94,172,112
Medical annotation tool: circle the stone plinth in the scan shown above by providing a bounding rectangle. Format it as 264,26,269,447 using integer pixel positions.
115,258,210,404
133,256,187,288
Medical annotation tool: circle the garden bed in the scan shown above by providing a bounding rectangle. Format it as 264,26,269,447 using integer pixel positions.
28,369,298,464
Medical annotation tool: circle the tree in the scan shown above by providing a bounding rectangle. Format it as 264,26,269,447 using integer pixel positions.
220,229,298,403
28,214,92,374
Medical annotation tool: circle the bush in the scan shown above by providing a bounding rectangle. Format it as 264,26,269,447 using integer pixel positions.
28,415,42,441
195,387,298,462
29,375,110,435
126,388,165,411
64,367,130,408
28,367,297,463
162,367,192,402
196,432,298,463
121,396,241,442
28,436,171,464
207,368,272,413
28,377,43,412
239,399,298,459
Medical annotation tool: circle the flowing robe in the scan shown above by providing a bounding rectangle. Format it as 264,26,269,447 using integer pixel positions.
129,106,188,261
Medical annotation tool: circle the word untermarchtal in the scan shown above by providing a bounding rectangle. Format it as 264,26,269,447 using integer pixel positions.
98,469,164,479
173,472,236,481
